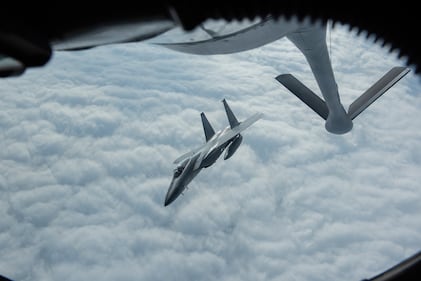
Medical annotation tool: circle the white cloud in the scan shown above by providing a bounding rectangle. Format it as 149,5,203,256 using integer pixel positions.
0,22,420,281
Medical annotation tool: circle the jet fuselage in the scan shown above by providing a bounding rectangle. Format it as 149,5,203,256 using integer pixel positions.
164,128,238,206
164,99,262,206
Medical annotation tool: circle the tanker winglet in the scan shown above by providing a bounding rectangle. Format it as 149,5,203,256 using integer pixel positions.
275,74,329,120
348,66,410,119
276,67,410,133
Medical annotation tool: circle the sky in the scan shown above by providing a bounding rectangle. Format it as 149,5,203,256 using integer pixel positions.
1,21,421,281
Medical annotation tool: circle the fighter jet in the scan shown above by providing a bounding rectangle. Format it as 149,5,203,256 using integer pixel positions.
164,99,262,206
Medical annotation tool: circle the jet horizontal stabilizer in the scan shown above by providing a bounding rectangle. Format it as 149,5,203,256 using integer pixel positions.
347,66,410,120
275,74,329,120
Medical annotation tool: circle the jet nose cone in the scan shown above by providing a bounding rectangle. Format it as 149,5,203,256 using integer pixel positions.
164,185,177,207
164,192,172,207
165,171,190,206
164,191,176,207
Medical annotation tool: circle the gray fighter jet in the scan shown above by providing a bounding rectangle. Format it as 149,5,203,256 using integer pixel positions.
164,99,262,206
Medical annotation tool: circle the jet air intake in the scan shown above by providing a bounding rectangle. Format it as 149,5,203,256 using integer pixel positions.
201,148,224,168
224,134,242,160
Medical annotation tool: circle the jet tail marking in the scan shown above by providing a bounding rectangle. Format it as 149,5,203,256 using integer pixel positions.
222,99,240,128
200,112,215,142
347,66,410,119
275,74,329,120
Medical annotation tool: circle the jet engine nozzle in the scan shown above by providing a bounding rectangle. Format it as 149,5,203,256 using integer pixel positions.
224,134,243,160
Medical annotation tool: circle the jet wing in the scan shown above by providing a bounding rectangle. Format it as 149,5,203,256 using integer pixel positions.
173,112,262,164
155,17,300,55
214,112,263,146
173,145,206,164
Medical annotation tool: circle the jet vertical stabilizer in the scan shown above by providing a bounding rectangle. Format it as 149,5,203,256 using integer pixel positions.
200,112,215,142
222,98,240,128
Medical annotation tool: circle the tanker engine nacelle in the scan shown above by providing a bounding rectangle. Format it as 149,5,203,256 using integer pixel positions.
224,134,243,160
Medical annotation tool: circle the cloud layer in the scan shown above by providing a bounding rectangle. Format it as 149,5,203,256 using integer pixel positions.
1,23,420,281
